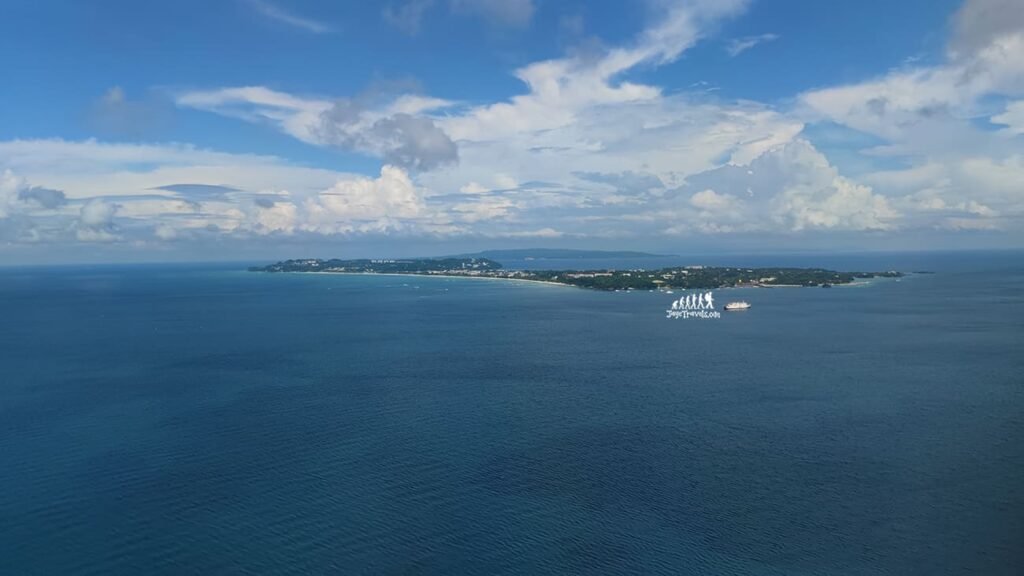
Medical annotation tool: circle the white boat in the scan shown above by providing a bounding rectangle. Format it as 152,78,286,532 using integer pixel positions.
724,301,751,311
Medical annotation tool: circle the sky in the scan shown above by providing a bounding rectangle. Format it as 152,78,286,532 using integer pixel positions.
1,0,1023,263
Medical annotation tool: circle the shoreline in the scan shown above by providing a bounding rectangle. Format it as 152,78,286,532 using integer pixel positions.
270,270,577,288
256,270,890,291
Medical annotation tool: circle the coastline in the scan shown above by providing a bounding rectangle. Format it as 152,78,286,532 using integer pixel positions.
251,257,905,292
268,270,577,288
255,270,891,291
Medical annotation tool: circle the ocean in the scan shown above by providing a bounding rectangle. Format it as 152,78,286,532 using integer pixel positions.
1,251,1022,575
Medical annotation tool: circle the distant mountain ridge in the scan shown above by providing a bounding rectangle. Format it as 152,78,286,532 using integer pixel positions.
447,248,674,260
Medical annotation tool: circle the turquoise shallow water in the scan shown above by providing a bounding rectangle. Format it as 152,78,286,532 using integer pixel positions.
1,252,1022,574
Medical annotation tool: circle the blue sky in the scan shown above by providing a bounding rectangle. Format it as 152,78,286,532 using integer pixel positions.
1,0,1022,262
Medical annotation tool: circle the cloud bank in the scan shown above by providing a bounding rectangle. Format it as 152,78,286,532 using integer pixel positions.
2,0,1023,258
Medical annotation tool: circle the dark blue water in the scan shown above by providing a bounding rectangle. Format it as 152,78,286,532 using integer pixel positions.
2,252,1022,575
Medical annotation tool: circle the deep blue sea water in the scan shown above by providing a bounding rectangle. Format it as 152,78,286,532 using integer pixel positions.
1,251,1022,575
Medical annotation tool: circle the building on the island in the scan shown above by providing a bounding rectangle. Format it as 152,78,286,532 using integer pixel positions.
566,272,614,279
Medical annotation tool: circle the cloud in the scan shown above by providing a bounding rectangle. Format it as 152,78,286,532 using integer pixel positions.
862,154,1024,229
76,198,123,244
1,170,74,242
725,33,779,56
0,138,348,198
179,0,756,180
794,0,1024,231
228,165,464,236
89,87,170,138
800,0,1024,150
0,169,26,219
948,0,1024,58
18,186,67,209
440,0,751,143
6,0,1024,255
154,223,178,241
0,141,463,242
174,0,817,240
503,227,563,238
175,86,332,144
244,0,331,34
449,0,535,27
682,140,899,232
317,103,458,171
991,100,1024,134
152,184,241,198
574,171,665,194
177,87,458,171
690,188,740,211
299,165,428,233
79,198,117,228
0,140,378,243
383,0,434,35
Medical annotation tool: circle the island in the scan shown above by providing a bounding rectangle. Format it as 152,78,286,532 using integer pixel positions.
448,248,674,260
249,257,903,290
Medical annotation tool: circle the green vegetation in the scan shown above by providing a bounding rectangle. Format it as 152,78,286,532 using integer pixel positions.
250,257,903,290
250,257,501,274
516,267,901,290
451,248,672,260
